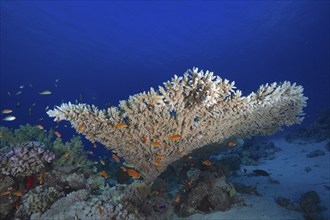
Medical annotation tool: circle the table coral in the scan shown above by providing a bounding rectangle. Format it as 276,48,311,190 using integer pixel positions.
47,68,307,183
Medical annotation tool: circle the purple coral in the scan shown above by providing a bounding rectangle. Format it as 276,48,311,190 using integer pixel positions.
0,146,55,177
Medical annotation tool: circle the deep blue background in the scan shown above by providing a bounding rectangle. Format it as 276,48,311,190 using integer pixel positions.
1,1,329,143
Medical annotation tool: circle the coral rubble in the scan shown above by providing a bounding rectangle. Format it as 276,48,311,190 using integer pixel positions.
47,68,307,183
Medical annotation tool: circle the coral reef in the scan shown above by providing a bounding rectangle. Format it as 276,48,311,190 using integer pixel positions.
306,149,325,158
276,191,327,219
285,108,330,143
0,124,55,148
47,68,307,183
175,172,240,217
326,141,330,151
233,183,262,196
15,185,64,218
239,141,281,166
218,154,241,171
30,189,91,219
0,125,93,176
300,191,326,219
276,196,301,211
0,130,98,219
150,178,170,198
0,176,17,219
33,186,145,220
0,124,249,220
52,136,94,175
0,144,55,177
60,172,88,190
186,168,201,182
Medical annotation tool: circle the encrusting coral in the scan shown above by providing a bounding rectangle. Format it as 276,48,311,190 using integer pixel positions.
47,68,307,183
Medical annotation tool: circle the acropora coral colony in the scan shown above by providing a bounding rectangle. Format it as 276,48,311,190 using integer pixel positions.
47,68,307,183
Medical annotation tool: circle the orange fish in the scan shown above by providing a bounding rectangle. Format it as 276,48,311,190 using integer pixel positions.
54,131,61,137
100,160,105,166
78,124,86,132
98,206,103,216
36,125,44,130
202,160,212,166
155,154,165,159
15,201,20,209
151,141,161,147
123,162,135,168
141,164,149,169
1,191,11,196
142,137,147,143
112,154,120,163
99,170,109,179
127,169,141,179
120,166,127,172
188,160,196,167
55,117,61,123
0,132,2,138
153,160,162,166
186,178,193,185
152,190,160,196
39,169,45,185
164,146,171,150
93,143,97,148
178,151,186,156
174,194,181,203
12,191,23,197
227,140,237,147
114,122,127,129
168,134,181,141
1,109,13,114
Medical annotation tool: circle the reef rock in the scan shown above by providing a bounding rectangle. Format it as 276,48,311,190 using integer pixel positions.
176,172,239,217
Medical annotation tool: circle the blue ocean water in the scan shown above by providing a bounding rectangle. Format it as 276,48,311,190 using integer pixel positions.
0,1,329,219
1,1,329,129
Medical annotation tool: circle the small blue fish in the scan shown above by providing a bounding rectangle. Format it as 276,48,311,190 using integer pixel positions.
159,205,167,209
